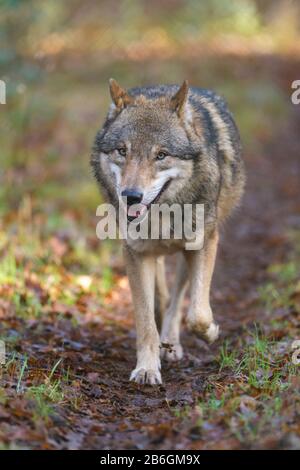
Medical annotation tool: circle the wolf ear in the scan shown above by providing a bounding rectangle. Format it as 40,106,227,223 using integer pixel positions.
109,78,134,110
170,80,189,116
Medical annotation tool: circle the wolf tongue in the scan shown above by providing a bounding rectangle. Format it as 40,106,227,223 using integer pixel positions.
127,203,148,218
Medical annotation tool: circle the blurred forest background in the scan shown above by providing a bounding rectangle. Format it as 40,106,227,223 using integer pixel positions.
0,0,299,450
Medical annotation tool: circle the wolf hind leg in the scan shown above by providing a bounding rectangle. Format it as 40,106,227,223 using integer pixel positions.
154,256,170,332
185,228,220,344
160,252,188,361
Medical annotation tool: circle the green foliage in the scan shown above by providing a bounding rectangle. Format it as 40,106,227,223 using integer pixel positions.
258,249,300,315
177,0,261,37
101,266,114,294
0,251,18,284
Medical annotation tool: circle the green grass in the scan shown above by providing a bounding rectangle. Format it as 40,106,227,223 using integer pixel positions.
268,261,298,283
199,393,226,417
171,320,299,445
235,327,293,393
218,340,237,371
26,379,64,421
26,359,64,421
258,282,295,313
0,251,18,284
258,252,300,315
3,353,65,422
100,266,114,294
13,292,43,319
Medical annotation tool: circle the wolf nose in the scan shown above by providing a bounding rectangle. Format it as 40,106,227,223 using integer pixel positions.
121,189,143,206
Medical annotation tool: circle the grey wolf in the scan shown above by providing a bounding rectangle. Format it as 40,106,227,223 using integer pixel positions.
91,79,245,385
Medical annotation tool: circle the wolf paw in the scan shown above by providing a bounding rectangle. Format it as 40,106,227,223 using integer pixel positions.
160,342,183,362
187,320,220,344
130,367,162,385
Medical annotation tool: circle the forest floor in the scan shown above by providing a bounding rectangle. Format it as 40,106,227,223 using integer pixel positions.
0,54,300,449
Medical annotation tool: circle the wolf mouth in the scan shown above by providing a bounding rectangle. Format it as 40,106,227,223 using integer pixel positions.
127,179,171,222
148,178,172,206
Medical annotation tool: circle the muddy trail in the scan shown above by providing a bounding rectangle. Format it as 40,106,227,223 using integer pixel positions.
1,87,300,451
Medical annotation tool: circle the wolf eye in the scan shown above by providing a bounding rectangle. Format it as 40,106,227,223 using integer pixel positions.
117,147,127,157
156,151,168,160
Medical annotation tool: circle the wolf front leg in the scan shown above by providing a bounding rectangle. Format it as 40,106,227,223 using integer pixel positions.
160,252,188,361
123,245,161,385
185,228,220,343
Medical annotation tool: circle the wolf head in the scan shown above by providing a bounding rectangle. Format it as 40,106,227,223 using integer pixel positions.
93,79,205,219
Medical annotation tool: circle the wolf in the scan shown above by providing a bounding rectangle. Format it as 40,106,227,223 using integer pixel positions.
91,79,245,385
